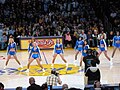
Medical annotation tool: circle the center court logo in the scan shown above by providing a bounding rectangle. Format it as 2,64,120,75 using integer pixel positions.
0,64,81,76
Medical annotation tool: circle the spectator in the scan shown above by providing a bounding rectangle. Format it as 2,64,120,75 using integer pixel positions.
64,31,72,48
83,49,100,72
46,69,62,86
107,31,114,46
87,30,95,47
0,34,7,50
16,86,22,90
0,82,4,90
94,80,104,90
62,84,68,90
85,67,101,85
41,82,48,90
92,30,99,47
79,30,87,40
27,77,42,90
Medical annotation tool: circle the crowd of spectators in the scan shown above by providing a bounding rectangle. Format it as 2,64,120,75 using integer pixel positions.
0,0,113,50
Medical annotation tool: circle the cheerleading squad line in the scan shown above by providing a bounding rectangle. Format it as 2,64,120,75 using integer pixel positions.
3,31,120,72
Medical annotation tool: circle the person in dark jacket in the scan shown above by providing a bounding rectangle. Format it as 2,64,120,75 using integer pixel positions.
83,49,100,72
85,67,101,85
27,77,42,90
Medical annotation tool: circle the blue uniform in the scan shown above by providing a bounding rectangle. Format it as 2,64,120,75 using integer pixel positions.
28,43,33,52
7,42,17,55
82,45,89,57
112,36,120,48
74,40,84,51
54,44,63,54
29,47,41,59
99,39,107,51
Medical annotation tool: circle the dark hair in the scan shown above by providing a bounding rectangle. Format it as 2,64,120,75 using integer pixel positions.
0,82,4,89
94,80,101,88
78,36,83,40
41,82,48,90
51,69,59,76
16,87,22,90
92,49,99,56
51,69,56,74
86,49,93,55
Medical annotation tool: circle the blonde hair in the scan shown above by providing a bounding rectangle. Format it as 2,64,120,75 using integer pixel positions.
8,38,14,44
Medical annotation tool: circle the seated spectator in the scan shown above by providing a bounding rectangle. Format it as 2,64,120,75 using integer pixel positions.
0,82,4,90
87,30,95,47
41,82,48,90
16,86,22,90
79,30,87,40
85,67,101,85
27,77,42,90
68,88,82,90
46,69,62,86
62,84,68,90
107,31,114,46
94,80,105,90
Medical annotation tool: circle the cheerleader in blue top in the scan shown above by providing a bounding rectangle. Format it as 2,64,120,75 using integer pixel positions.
51,39,68,67
28,37,35,53
80,40,90,66
111,31,120,59
4,37,22,69
98,35,111,63
74,36,84,65
27,42,44,72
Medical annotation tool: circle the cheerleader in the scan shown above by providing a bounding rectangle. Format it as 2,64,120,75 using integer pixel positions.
4,37,22,69
80,40,90,66
28,37,35,52
98,35,111,65
111,31,120,59
51,39,68,67
74,36,84,66
26,42,44,72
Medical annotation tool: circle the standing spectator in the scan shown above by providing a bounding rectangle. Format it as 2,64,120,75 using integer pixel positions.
0,34,7,50
46,69,62,86
92,30,99,47
64,31,72,48
83,49,100,72
63,26,70,34
27,77,42,90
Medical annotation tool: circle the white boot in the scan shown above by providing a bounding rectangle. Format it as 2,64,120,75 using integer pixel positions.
4,66,7,69
66,63,68,67
26,69,29,73
110,58,113,66
74,60,77,66
42,68,45,72
51,63,54,67
19,65,23,68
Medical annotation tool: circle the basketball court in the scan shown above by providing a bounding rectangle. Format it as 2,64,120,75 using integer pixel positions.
0,47,120,89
